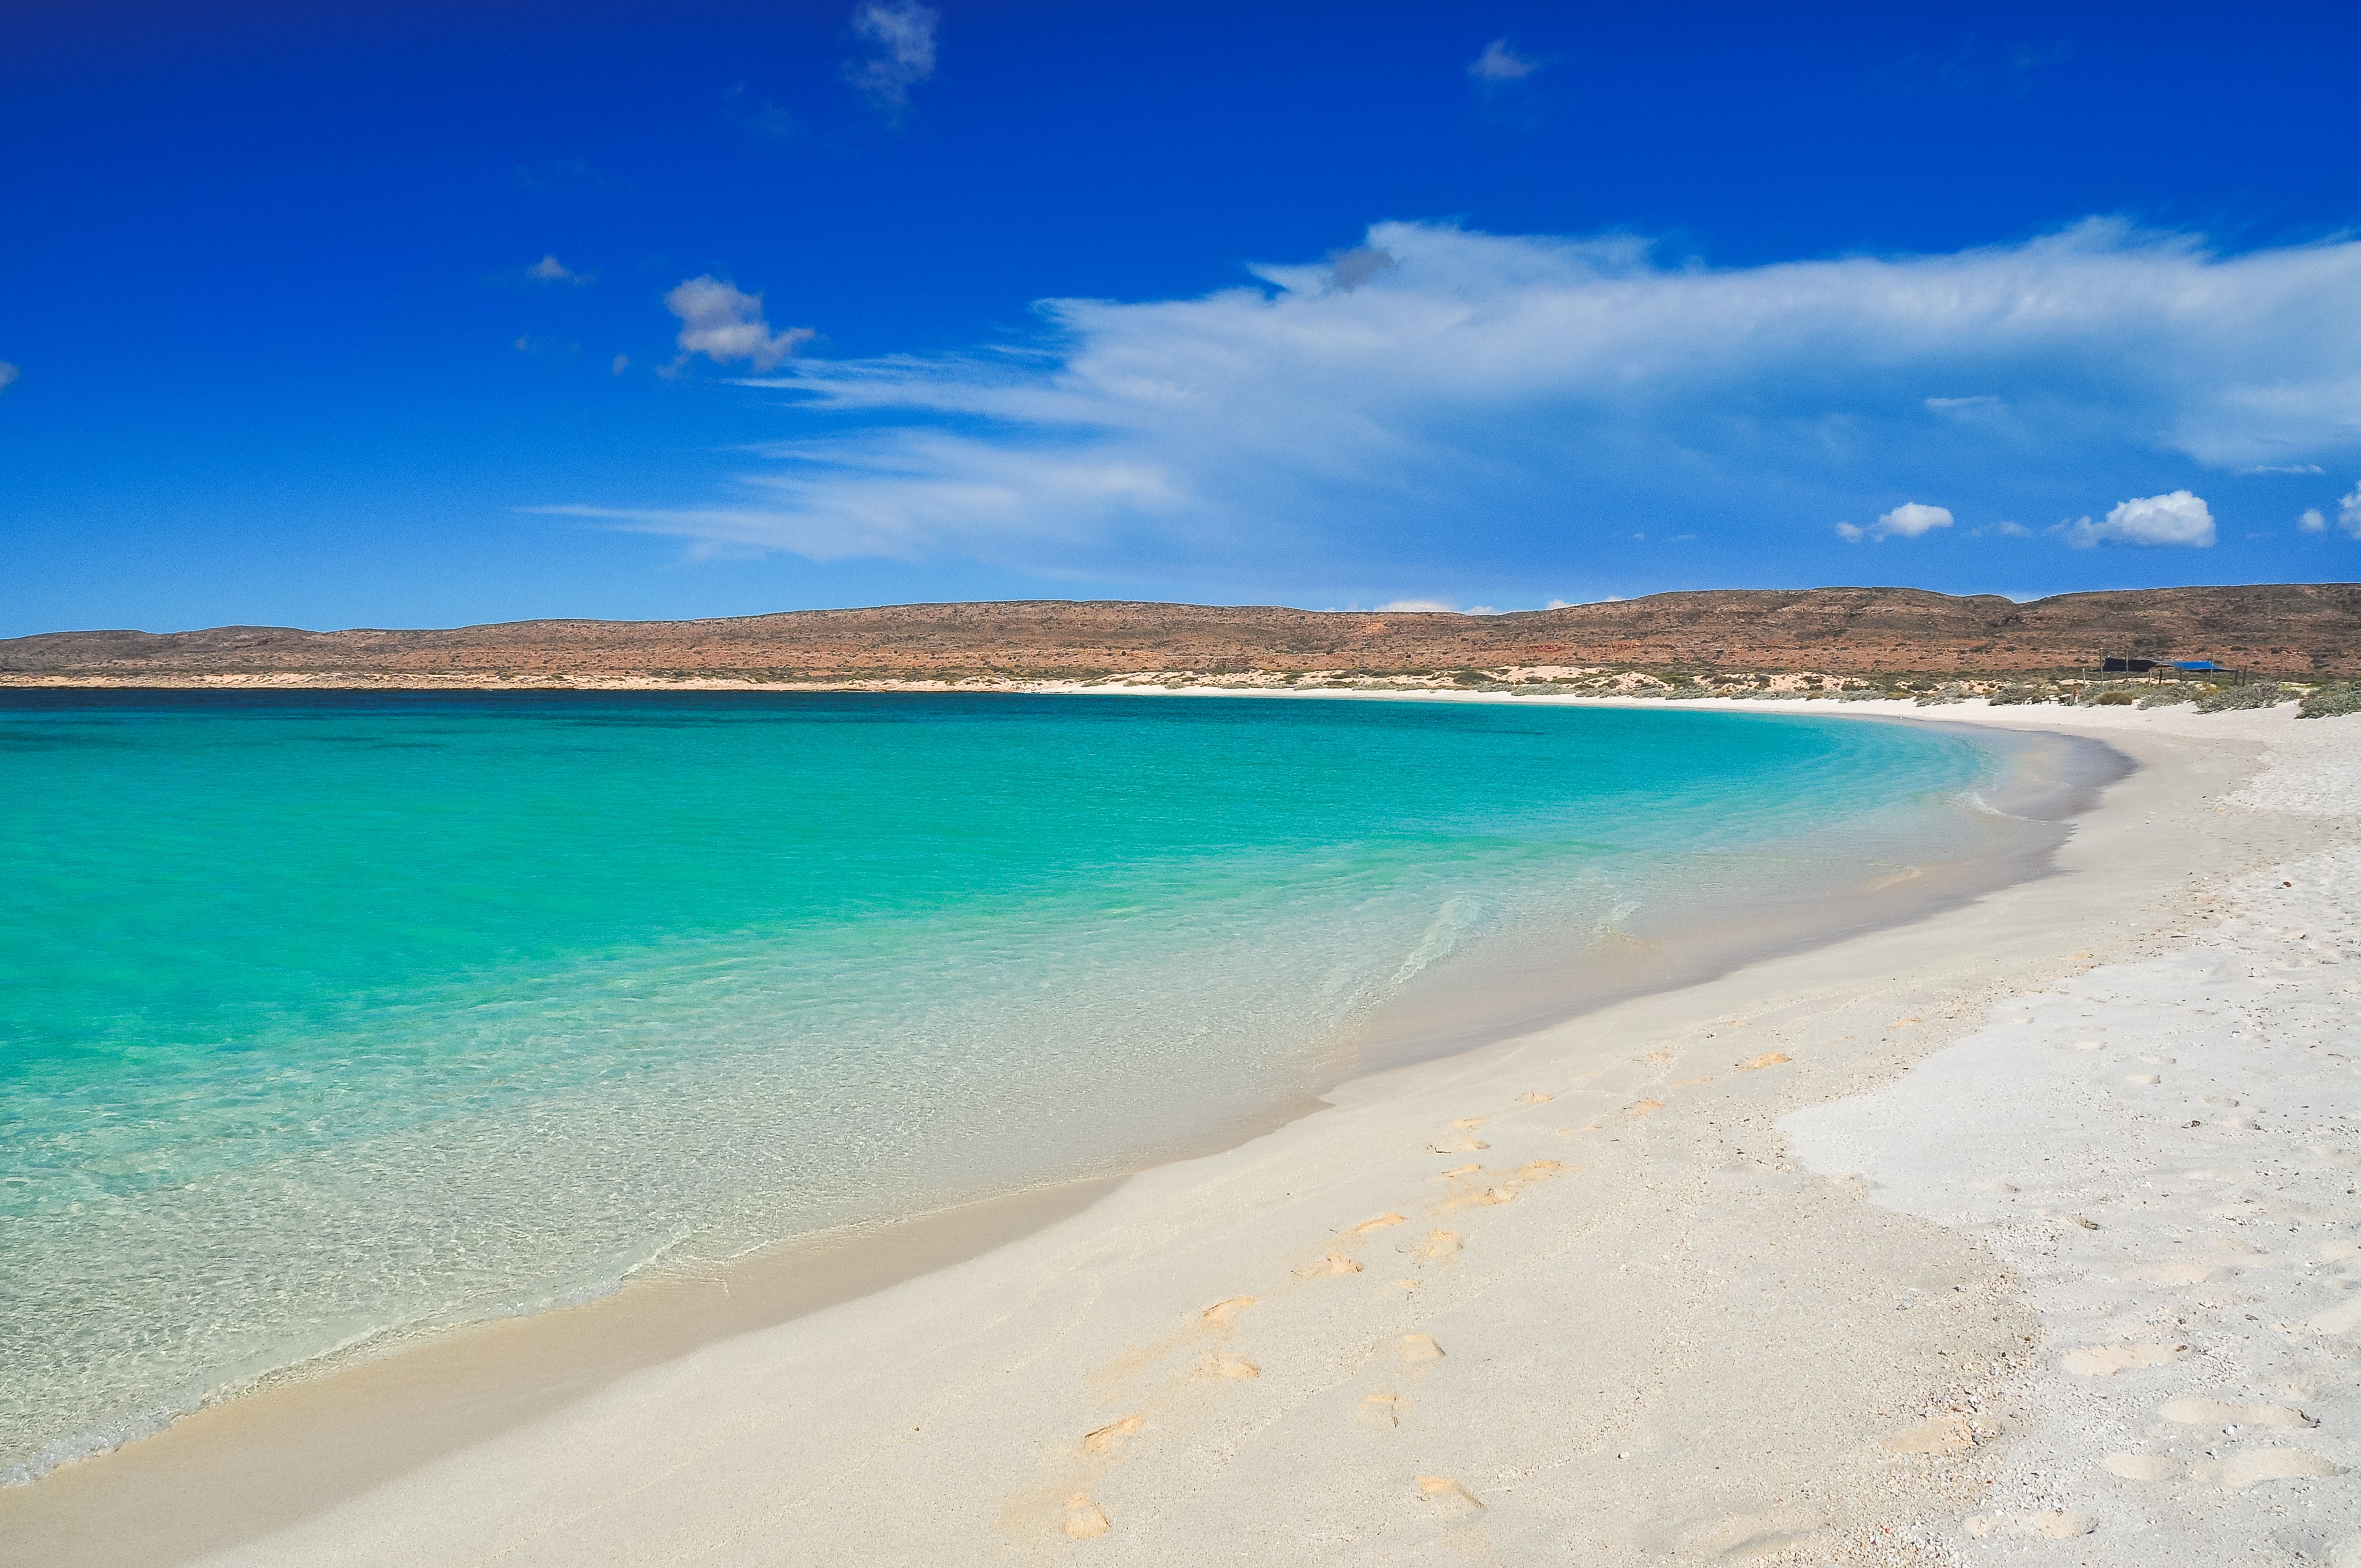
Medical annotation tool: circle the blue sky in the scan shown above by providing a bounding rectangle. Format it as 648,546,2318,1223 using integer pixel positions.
6,1,2361,636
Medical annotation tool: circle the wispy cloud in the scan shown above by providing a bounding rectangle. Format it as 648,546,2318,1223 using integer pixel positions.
525,254,591,284
2342,483,2361,538
843,1,939,122
2240,461,2324,474
2059,490,2215,548
724,82,801,143
664,276,813,372
1469,38,1543,82
560,220,2361,581
0,362,18,393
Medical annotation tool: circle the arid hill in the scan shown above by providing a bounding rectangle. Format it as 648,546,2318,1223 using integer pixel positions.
5,584,2358,683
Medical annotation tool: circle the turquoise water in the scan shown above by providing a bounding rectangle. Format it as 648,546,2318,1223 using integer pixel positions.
0,691,2011,1479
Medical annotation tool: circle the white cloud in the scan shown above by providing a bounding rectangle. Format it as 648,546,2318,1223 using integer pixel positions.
844,1,939,120
612,354,631,375
1374,598,1459,612
1838,501,1953,542
665,276,814,371
2300,507,2326,533
525,255,587,283
1924,394,2001,410
0,362,17,393
1469,39,1541,81
2061,490,2215,548
2241,462,2324,475
2342,483,2361,538
562,220,2361,577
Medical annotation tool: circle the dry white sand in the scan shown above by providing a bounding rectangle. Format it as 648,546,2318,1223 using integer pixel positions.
10,696,2357,1567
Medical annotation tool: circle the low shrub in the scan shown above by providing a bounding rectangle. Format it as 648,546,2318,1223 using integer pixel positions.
2091,690,2138,705
2195,682,2289,713
2136,690,2189,709
2299,681,2361,720
1988,685,2051,706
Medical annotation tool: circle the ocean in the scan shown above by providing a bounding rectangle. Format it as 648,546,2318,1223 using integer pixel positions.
0,690,2033,1480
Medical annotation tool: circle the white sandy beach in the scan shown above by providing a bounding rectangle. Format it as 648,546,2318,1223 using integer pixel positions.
7,695,2358,1567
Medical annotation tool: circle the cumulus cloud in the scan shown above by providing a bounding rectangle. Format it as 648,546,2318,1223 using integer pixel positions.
2299,507,2326,533
553,220,2361,579
0,362,17,392
526,255,584,283
844,1,938,120
2343,483,2361,537
2061,490,2216,548
1838,501,1954,542
1469,39,1542,81
665,276,814,371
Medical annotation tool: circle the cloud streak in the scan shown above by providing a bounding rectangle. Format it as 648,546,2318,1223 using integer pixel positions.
566,220,2361,584
1837,501,1954,543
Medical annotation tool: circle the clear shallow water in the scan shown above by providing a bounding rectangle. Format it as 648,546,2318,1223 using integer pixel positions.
0,691,2013,1479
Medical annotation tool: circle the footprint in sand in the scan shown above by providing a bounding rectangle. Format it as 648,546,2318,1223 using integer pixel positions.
1399,1333,1445,1362
1081,1415,1144,1455
1451,1117,1486,1131
1519,1091,1553,1104
1738,1052,1789,1071
2208,1235,2262,1254
1421,1230,1462,1259
1629,1099,1666,1117
2159,1398,2314,1428
1438,1163,1481,1179
1966,1511,2095,1540
2063,1344,2188,1376
1062,1494,1111,1539
2305,1300,2361,1334
1416,1476,1483,1517
1348,1212,1407,1235
1357,1393,1401,1428
1882,1413,2002,1454
2108,1450,2342,1489
2121,1261,2230,1284
2128,1073,2162,1085
1203,1353,1260,1380
1297,1252,1364,1278
1202,1296,1255,1326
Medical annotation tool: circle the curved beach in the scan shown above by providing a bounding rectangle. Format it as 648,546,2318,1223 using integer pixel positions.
4,694,2355,1567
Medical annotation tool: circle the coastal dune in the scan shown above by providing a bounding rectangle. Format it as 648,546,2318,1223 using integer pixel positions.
8,695,2355,1566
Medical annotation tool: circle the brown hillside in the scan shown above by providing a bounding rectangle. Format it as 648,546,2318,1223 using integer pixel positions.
4,584,2358,682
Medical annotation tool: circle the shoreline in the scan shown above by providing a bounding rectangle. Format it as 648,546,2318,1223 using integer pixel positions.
0,696,2094,1518
3,694,2347,1566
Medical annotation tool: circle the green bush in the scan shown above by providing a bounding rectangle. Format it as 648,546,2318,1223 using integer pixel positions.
1988,685,2051,706
2299,681,2361,720
2091,690,2138,705
2196,682,2289,713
